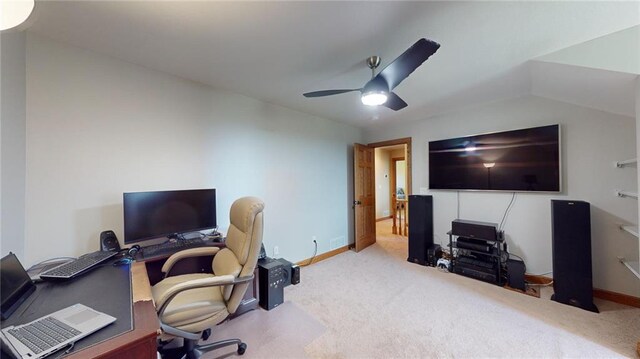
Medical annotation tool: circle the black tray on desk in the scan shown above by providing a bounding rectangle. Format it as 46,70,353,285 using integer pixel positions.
1,259,133,356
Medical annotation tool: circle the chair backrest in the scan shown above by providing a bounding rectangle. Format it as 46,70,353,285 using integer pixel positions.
212,196,264,313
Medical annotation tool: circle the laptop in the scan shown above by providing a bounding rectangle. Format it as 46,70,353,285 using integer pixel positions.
1,304,116,359
1,253,36,320
0,254,116,358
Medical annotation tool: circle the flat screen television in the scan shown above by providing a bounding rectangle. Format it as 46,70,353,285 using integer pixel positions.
428,124,560,192
123,188,217,244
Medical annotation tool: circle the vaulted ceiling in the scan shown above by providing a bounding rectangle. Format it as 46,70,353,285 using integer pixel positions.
27,1,640,127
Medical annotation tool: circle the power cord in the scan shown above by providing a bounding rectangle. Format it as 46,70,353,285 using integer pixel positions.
498,192,517,231
300,239,318,267
53,342,76,358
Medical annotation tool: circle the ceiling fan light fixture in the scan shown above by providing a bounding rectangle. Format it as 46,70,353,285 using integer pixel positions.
361,76,389,106
0,0,35,32
361,91,388,106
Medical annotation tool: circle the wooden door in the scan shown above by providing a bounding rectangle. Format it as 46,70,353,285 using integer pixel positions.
354,143,376,252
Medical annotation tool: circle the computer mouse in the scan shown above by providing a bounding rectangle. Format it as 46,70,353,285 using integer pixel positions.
112,258,132,266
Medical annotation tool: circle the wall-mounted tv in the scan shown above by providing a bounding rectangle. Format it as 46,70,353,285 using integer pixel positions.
429,124,560,192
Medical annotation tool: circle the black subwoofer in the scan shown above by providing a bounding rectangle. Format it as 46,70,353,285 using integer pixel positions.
258,258,285,310
551,200,598,313
408,195,433,265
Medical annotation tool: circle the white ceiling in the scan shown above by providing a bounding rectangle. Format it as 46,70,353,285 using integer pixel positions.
27,1,640,128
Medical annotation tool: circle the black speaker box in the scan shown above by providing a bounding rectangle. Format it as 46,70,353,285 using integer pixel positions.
408,195,433,265
258,259,285,310
506,258,526,291
100,230,121,252
291,265,300,285
451,219,499,241
427,244,442,267
551,200,598,313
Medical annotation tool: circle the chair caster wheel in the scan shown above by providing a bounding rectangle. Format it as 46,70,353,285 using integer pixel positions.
237,342,247,355
201,328,211,341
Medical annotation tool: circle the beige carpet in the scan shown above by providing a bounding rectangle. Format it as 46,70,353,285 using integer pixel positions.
207,219,639,358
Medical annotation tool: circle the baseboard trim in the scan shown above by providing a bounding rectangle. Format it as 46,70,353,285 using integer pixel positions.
524,274,553,285
524,274,640,308
376,216,392,222
296,245,350,266
593,288,640,308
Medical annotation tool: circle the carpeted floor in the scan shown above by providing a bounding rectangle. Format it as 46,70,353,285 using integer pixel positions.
206,219,640,358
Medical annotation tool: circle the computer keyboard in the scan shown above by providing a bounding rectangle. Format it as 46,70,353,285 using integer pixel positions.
40,251,117,280
141,238,207,258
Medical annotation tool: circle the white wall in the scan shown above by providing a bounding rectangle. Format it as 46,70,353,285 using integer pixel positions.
23,33,361,265
1,32,27,261
365,95,640,296
374,148,390,219
637,78,640,270
536,25,640,75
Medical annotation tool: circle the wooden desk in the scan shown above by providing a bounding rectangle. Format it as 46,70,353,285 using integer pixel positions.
50,245,258,358
1,261,160,359
66,262,159,358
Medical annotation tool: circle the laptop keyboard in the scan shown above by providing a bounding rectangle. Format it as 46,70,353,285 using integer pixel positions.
7,316,81,354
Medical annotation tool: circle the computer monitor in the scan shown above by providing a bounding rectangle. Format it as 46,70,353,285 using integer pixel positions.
123,189,217,244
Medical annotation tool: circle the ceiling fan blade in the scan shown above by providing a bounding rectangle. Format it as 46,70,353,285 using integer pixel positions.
383,92,408,111
303,89,361,98
376,38,440,91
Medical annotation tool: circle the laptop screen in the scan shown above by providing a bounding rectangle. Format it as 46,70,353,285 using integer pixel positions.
1,253,35,319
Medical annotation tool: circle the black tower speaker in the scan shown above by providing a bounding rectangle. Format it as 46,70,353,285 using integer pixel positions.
551,200,598,313
100,230,121,252
408,195,433,265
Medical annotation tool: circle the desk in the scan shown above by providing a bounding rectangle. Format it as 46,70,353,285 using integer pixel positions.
2,245,258,358
66,262,159,358
1,260,159,359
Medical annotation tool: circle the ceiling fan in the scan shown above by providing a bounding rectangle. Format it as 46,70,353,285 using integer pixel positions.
303,38,440,111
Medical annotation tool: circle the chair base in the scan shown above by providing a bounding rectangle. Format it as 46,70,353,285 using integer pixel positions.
159,338,247,359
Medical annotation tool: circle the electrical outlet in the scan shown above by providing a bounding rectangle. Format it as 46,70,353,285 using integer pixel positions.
273,246,279,256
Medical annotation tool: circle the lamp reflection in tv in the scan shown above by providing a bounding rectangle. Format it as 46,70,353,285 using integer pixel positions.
483,162,496,189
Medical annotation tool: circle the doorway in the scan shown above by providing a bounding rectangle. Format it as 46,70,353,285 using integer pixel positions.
373,142,410,240
352,138,411,252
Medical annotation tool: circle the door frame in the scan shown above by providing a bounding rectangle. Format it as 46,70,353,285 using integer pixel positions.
368,137,412,199
367,137,412,238
352,137,412,252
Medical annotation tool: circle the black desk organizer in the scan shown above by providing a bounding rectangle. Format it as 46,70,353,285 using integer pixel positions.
448,230,505,285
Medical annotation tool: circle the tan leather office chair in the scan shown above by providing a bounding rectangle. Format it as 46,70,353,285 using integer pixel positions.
152,197,264,359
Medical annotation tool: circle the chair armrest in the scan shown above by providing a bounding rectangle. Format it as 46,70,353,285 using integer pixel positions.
156,274,254,318
161,247,221,275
